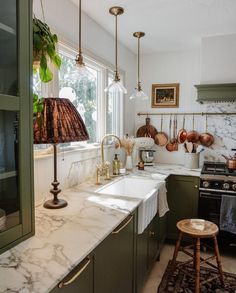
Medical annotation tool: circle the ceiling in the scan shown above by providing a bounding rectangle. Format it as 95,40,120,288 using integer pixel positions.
71,0,236,54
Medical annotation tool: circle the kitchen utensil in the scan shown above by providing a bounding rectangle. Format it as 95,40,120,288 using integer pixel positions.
154,115,168,146
186,115,199,143
222,149,236,170
192,143,198,153
186,142,193,153
172,115,178,151
199,115,214,147
136,117,158,139
177,115,187,144
166,115,174,152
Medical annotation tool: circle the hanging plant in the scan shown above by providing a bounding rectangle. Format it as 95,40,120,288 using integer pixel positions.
33,17,61,82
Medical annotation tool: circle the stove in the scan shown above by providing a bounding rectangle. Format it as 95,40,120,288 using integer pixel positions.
200,162,236,193
198,162,236,249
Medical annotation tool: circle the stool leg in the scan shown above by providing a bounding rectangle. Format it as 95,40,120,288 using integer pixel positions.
171,232,182,274
213,236,224,286
195,237,200,293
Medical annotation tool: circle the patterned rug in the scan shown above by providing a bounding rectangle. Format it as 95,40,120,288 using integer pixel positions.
157,261,236,293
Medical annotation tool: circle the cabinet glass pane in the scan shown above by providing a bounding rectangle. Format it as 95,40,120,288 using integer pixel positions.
0,0,18,96
0,110,20,232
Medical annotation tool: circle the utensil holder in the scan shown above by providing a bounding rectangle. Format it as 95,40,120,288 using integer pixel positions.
184,153,199,169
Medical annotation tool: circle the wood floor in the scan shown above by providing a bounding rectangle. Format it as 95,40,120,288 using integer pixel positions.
142,244,236,293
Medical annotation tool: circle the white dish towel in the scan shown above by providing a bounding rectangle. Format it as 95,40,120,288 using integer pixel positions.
157,181,169,217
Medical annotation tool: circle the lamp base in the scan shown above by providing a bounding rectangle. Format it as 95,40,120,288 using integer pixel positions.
43,198,68,209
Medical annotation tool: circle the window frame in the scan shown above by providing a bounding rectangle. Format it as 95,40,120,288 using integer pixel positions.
37,41,124,146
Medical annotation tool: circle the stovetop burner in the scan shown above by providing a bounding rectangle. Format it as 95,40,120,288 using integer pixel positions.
202,162,236,176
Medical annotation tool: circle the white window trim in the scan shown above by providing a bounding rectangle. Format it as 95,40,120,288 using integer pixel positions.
34,40,125,155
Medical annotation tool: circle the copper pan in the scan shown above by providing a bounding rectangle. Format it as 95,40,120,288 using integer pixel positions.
199,115,214,147
177,115,187,144
155,115,168,146
172,115,178,151
166,115,174,152
187,115,199,143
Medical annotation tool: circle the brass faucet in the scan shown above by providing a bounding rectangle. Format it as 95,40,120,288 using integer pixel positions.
101,134,121,168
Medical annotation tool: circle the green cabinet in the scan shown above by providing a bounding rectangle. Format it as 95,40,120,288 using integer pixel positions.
167,175,199,241
50,255,93,293
0,0,34,254
94,213,135,293
136,213,167,293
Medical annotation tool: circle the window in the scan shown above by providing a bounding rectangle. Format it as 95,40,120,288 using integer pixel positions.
33,42,124,149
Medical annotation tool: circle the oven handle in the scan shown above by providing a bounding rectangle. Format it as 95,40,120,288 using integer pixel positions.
199,192,222,199
199,187,236,195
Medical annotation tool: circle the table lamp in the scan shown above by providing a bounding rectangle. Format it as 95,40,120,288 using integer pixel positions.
34,97,89,209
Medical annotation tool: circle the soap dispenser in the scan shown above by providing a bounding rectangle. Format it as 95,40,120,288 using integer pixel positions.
113,154,120,175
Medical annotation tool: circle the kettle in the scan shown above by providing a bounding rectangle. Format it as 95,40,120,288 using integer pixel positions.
222,149,236,170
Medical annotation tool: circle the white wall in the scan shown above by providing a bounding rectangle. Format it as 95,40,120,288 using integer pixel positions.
134,41,236,165
201,34,236,83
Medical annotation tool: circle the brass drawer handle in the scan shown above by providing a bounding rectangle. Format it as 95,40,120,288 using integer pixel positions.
58,257,91,288
149,231,155,237
112,214,133,234
194,185,198,189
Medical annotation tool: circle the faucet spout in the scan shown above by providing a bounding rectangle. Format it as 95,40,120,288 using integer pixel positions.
101,134,121,166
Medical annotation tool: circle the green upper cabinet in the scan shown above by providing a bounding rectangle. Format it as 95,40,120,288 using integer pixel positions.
167,175,199,241
0,0,34,254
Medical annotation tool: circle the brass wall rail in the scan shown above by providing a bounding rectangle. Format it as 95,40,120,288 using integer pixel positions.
137,112,236,117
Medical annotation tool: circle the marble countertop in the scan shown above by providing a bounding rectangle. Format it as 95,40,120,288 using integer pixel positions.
0,164,200,293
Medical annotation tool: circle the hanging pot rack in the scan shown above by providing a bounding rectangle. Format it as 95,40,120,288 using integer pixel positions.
137,112,236,117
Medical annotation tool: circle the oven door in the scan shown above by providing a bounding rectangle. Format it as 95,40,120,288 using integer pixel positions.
198,191,222,226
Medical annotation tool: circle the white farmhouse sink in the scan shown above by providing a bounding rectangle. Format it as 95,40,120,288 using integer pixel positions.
96,177,158,199
96,177,161,234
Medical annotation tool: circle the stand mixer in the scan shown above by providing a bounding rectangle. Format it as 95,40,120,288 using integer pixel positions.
133,137,156,166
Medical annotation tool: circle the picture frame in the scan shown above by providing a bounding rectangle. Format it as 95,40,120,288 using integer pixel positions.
151,83,179,108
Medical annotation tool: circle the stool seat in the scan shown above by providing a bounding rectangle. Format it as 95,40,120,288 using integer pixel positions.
177,219,219,238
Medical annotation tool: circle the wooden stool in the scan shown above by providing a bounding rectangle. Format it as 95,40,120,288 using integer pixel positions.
171,219,224,293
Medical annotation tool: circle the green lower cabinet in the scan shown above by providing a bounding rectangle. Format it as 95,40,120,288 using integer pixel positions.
167,175,199,241
136,213,167,293
94,213,135,293
50,255,93,293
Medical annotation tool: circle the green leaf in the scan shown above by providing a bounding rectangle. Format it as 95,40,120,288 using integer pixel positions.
33,33,42,50
46,44,55,59
52,34,58,43
39,67,53,82
40,54,47,70
52,54,61,69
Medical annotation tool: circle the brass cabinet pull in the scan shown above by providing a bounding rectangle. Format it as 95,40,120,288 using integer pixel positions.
194,185,198,189
58,257,91,288
112,214,133,234
149,231,155,237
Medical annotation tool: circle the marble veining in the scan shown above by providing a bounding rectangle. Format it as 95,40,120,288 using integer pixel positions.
0,164,200,293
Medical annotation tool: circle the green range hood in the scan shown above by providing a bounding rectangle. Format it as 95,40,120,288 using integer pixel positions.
195,83,236,103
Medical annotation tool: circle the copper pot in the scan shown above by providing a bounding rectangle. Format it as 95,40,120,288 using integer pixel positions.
222,150,236,170
177,115,187,144
187,115,199,143
166,115,174,152
155,115,168,146
199,115,214,147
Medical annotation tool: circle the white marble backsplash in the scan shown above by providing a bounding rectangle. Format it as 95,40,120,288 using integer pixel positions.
204,102,236,161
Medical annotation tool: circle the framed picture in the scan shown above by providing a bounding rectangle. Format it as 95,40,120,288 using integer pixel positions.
152,83,179,108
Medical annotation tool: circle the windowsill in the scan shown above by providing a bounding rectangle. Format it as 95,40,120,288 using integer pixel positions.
33,143,112,160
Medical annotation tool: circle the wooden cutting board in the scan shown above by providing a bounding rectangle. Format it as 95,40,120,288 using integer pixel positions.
136,117,158,139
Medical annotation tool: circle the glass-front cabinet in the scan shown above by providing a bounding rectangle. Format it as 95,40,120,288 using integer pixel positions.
0,0,34,254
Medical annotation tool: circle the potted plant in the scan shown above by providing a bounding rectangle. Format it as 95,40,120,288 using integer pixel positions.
33,17,61,82
33,17,62,116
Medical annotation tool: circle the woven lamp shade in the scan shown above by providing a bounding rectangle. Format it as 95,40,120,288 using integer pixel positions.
34,98,89,144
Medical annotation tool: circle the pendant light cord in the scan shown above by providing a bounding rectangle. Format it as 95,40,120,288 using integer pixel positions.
115,15,119,81
138,37,140,86
79,0,82,54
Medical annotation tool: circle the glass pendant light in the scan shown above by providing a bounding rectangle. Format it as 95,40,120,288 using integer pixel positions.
105,7,127,94
130,32,148,100
71,0,94,81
